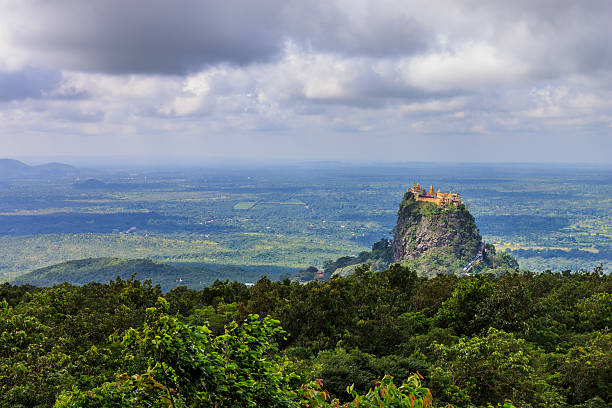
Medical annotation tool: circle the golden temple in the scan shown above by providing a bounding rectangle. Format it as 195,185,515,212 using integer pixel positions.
408,182,463,206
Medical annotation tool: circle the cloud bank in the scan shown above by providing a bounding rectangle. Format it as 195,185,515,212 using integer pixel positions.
1,0,611,162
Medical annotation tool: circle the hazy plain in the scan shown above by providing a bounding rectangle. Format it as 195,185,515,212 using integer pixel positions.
1,161,610,281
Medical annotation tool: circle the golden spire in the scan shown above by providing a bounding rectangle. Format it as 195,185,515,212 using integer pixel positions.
429,184,434,195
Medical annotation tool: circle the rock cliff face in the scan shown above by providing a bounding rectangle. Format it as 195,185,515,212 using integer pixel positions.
392,191,483,274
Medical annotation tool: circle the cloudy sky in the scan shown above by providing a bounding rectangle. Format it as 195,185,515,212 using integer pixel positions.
1,0,611,163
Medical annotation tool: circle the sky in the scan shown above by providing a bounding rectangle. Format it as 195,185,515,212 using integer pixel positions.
1,0,611,164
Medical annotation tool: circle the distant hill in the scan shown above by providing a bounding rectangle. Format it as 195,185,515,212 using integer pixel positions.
0,158,102,181
36,162,79,174
0,158,82,179
0,159,33,177
10,257,289,291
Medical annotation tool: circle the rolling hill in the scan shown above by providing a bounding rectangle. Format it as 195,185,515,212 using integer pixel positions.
10,257,288,291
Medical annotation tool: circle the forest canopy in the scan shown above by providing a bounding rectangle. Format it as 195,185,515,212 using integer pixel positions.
1,265,610,407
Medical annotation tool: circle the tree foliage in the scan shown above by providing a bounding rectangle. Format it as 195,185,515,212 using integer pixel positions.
0,267,609,407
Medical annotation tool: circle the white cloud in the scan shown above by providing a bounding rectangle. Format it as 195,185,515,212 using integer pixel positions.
404,42,528,91
0,0,611,162
400,99,467,114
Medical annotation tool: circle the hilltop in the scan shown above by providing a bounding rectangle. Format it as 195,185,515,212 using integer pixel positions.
393,184,517,276
325,183,518,278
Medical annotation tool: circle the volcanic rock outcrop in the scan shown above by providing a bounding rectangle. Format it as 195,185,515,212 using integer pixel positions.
326,184,518,279
392,186,489,275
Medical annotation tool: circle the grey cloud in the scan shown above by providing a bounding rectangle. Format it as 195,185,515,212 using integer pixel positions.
16,0,285,75
281,2,432,58
462,0,612,78
52,107,105,123
7,0,612,80
11,0,432,75
1,0,612,164
0,67,62,101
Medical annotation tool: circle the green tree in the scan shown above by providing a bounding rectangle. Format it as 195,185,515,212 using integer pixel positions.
434,275,492,336
577,292,612,332
474,272,533,334
0,300,73,408
560,330,612,404
55,297,299,407
430,328,564,408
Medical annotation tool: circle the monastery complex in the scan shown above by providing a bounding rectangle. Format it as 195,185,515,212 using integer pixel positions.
408,183,463,206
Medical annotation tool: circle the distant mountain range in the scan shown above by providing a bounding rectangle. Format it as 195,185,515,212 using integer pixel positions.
0,158,88,179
